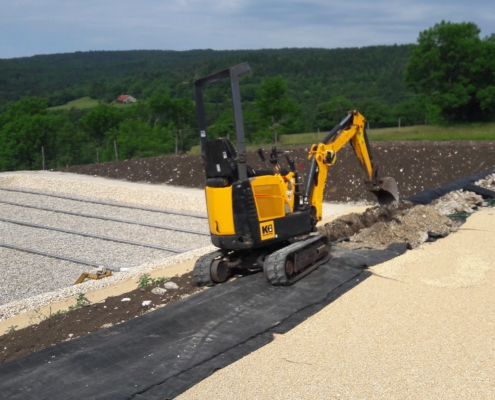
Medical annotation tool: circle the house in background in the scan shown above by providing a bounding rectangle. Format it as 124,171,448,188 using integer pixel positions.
116,95,137,104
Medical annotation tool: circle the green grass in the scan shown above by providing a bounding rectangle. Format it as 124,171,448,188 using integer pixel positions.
187,123,495,155
49,96,100,110
366,124,495,141
281,123,495,144
109,101,134,109
49,97,135,110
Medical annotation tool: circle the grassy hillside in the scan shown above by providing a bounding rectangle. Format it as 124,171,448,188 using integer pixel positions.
187,124,495,154
49,97,135,110
49,97,99,110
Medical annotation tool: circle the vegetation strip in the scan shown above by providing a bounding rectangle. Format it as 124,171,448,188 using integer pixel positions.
0,217,185,253
0,242,121,270
0,187,207,219
0,199,210,236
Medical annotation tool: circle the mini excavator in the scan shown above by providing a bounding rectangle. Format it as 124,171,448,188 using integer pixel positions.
193,62,399,286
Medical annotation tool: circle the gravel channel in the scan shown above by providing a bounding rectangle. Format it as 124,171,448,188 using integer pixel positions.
0,189,209,233
0,179,212,309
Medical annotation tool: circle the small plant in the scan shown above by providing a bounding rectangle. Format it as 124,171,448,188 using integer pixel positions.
137,273,169,288
137,273,152,288
68,293,91,311
5,325,17,335
152,276,169,286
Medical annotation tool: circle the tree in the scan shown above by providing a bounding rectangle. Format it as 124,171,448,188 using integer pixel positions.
256,77,297,144
405,21,495,122
78,104,123,146
0,98,71,170
313,96,354,131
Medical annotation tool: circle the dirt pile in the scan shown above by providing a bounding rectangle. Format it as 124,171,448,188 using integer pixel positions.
318,202,458,250
60,141,495,203
432,190,485,215
318,202,414,242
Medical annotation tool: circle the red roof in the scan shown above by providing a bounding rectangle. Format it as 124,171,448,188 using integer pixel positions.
116,95,129,102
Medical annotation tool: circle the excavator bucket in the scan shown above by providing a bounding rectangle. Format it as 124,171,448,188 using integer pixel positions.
370,176,399,206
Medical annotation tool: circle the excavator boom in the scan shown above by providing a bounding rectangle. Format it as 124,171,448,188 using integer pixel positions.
304,110,399,220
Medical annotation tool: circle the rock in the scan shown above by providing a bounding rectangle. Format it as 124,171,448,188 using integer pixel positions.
164,282,179,290
68,333,73,338
121,298,131,302
151,287,167,295
88,267,106,275
142,300,152,306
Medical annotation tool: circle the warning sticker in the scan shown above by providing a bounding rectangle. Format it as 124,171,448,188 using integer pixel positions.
259,220,275,240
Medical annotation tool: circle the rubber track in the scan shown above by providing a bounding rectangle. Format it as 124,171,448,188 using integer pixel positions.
264,235,328,286
0,199,209,236
0,217,185,253
0,187,207,219
193,251,223,287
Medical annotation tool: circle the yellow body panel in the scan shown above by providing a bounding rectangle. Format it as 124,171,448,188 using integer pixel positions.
205,186,235,235
250,174,295,222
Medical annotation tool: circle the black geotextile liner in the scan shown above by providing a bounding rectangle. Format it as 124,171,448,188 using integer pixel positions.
0,244,407,400
404,167,495,205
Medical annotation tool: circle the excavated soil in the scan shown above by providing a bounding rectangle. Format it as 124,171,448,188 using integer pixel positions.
344,204,457,249
318,202,459,250
0,272,202,365
61,141,495,203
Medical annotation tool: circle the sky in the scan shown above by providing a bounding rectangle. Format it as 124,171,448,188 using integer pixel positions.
1,0,494,59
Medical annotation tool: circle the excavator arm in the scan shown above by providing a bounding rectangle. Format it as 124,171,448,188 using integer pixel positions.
304,110,399,221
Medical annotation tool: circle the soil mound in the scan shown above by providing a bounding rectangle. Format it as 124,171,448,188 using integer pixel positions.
432,190,485,215
318,202,458,250
318,201,414,242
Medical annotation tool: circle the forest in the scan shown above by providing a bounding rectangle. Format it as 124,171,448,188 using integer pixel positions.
1,21,494,172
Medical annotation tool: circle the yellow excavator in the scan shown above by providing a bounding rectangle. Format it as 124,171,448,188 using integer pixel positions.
193,62,399,286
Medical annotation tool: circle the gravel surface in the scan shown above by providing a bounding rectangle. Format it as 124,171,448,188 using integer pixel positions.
178,209,495,399
0,189,209,233
0,248,89,306
0,203,210,251
0,172,214,316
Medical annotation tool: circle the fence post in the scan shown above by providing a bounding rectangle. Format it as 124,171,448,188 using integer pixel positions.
398,118,401,129
96,148,99,163
41,146,45,170
367,121,370,131
113,140,119,162
317,128,320,141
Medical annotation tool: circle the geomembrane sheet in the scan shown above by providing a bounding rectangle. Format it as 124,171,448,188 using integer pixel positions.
0,244,407,399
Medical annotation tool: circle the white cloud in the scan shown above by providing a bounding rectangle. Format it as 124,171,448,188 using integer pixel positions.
0,0,493,58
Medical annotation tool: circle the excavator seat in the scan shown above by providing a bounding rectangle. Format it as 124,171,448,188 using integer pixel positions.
204,138,273,187
204,138,239,182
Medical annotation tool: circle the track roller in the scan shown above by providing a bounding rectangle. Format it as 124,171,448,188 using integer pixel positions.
193,251,225,287
264,234,329,286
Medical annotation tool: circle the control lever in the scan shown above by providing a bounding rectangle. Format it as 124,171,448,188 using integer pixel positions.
257,148,270,169
269,147,279,165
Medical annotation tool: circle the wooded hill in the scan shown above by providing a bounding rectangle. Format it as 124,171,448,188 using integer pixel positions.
0,46,412,112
